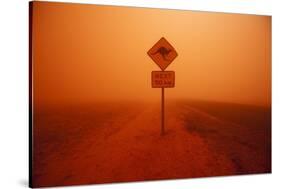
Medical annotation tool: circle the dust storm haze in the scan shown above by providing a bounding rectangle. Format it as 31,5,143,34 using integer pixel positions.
31,3,272,187
32,2,271,107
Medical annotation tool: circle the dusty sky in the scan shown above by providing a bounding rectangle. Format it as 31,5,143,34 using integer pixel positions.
32,2,271,107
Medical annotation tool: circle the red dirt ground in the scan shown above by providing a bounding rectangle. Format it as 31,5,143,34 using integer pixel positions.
32,100,271,187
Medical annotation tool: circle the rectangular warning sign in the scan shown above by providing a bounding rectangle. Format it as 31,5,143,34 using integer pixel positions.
151,71,175,88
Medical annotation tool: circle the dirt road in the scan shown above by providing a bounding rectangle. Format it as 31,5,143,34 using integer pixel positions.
33,101,271,187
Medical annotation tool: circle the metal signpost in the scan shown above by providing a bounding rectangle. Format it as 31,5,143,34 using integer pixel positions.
147,37,178,135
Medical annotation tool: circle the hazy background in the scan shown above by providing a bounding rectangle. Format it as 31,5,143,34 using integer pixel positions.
32,2,271,107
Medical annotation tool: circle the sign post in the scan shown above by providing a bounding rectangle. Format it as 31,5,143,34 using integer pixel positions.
147,37,178,135
161,87,164,135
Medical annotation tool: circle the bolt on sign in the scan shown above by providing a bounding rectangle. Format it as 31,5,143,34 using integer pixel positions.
147,37,178,135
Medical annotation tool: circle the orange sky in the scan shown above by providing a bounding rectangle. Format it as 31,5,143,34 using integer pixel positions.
32,2,271,107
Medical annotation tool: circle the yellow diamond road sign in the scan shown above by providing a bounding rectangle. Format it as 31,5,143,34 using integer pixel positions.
147,37,178,71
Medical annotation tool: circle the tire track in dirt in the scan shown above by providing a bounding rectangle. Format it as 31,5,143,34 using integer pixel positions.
33,101,269,187
58,102,235,185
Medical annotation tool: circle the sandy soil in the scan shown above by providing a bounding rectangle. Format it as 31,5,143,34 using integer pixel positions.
32,100,271,187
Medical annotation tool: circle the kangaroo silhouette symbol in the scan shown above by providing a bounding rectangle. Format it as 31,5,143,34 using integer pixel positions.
152,46,172,61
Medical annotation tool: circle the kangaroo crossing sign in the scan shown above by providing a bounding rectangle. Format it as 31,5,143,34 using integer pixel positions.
147,37,178,71
147,37,178,135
